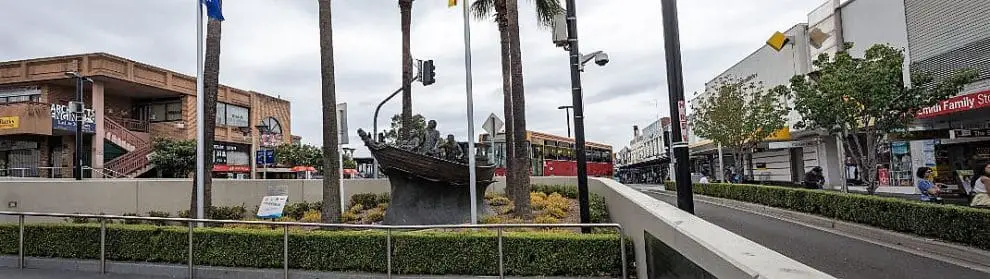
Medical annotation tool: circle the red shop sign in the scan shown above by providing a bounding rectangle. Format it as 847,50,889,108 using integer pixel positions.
917,90,990,119
212,165,251,173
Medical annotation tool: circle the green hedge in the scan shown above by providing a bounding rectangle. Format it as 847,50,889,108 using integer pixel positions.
664,182,990,250
0,224,628,276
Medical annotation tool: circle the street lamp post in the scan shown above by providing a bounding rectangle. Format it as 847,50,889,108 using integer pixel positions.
557,105,573,138
256,123,271,179
65,72,92,180
660,0,695,214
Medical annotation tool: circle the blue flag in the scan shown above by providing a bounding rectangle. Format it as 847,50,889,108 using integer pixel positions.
201,0,224,21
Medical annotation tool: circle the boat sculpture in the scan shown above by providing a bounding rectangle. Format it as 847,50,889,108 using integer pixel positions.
357,127,496,225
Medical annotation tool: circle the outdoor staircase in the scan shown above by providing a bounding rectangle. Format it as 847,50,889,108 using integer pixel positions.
103,118,155,178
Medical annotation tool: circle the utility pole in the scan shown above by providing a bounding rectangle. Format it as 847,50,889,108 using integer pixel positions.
562,0,592,233
661,0,694,213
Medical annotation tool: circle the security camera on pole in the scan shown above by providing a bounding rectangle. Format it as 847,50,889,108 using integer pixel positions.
551,4,610,233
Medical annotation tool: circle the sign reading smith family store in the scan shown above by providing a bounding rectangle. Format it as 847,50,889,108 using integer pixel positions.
50,103,96,133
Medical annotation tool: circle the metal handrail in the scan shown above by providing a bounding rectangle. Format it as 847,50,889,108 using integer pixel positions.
1,211,626,279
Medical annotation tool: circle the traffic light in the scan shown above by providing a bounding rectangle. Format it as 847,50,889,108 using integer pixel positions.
421,60,436,86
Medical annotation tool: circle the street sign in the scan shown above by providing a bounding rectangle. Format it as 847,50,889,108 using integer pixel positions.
256,195,288,219
482,113,504,135
256,149,275,165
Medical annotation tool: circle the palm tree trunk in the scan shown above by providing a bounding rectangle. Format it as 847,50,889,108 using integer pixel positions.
319,0,342,223
504,0,531,217
399,0,414,140
191,18,221,219
494,0,516,202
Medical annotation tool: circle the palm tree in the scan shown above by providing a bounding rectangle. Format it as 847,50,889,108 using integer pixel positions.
318,0,342,223
399,0,414,140
190,15,222,219
471,0,562,217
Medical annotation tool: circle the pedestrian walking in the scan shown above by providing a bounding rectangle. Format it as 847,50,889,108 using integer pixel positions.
970,163,990,208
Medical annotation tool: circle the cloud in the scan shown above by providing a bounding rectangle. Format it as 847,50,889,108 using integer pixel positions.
0,0,823,156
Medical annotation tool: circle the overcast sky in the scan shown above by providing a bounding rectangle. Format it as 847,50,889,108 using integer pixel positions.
1,0,824,157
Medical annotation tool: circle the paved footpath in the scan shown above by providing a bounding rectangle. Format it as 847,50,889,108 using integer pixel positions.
631,184,988,279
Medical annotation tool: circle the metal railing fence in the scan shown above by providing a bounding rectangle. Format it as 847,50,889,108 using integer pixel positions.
0,211,627,279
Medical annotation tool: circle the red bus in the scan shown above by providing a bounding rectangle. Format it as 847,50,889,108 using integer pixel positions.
483,130,613,177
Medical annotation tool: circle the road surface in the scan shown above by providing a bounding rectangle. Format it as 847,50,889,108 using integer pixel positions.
631,185,987,279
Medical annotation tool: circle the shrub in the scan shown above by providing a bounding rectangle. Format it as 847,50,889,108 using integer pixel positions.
348,205,363,214
0,224,626,276
364,208,385,223
341,211,360,223
146,211,172,226
283,202,316,220
480,215,503,224
530,185,611,224
65,213,91,224
664,181,990,250
484,191,500,200
376,193,391,205
118,213,142,225
210,205,247,220
534,215,560,224
544,193,570,212
376,203,389,211
300,210,321,223
531,184,578,198
543,207,567,219
350,193,380,210
589,195,609,224
489,196,511,207
529,193,547,210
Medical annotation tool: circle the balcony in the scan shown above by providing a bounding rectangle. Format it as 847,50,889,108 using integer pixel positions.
0,102,53,136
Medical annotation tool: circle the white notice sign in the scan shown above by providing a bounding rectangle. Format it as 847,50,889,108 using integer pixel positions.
256,195,289,219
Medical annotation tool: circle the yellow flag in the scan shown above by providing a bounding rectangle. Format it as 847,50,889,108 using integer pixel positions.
449,0,457,7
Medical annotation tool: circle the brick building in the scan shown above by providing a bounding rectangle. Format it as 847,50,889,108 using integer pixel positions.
0,53,292,178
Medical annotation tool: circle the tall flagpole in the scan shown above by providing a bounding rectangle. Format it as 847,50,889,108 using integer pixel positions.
461,0,478,224
195,0,206,223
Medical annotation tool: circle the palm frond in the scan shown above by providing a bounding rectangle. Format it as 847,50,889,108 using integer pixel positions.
471,0,496,20
531,0,563,29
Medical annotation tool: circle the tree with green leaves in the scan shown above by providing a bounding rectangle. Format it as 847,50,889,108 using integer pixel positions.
274,143,355,173
789,43,975,193
150,138,196,178
382,113,427,144
692,75,790,176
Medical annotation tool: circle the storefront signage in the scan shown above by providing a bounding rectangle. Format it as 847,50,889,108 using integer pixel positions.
0,117,18,129
213,142,248,165
212,165,251,172
767,139,817,149
917,90,990,119
951,128,990,138
50,104,95,133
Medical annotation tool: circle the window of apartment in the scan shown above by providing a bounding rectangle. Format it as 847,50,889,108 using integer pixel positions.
215,103,249,127
226,104,249,127
0,87,42,104
216,103,226,125
147,102,182,122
